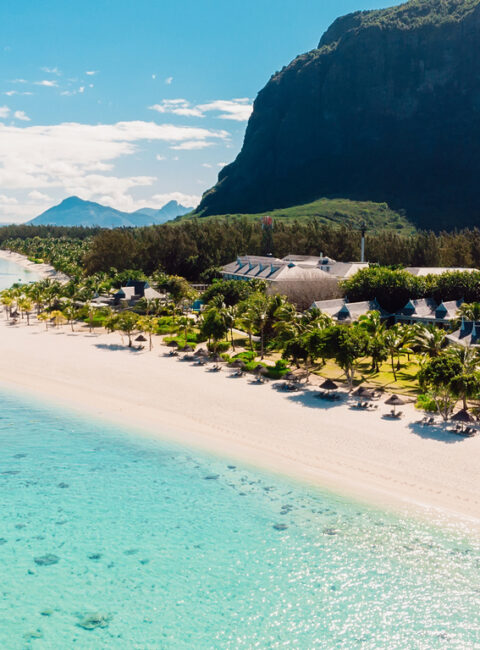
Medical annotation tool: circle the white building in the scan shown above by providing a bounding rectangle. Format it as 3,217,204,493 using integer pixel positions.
221,254,368,283
405,267,478,277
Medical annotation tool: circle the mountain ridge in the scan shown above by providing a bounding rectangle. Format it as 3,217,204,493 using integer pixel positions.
28,197,193,228
196,0,480,230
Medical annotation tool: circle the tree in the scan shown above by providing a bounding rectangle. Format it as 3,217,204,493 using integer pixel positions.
414,324,447,358
383,324,413,381
200,308,228,352
137,315,157,351
219,304,238,350
115,311,139,347
457,302,480,322
17,297,33,325
175,315,195,344
418,355,464,420
358,310,387,372
61,299,77,332
319,324,370,389
37,311,50,330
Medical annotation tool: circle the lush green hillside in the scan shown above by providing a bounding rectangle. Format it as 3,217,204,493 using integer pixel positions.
180,198,415,233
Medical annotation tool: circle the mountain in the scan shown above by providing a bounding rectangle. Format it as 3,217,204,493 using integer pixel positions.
196,0,480,230
28,197,193,228
134,200,192,223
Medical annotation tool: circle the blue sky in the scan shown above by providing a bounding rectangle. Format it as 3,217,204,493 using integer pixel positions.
0,0,402,222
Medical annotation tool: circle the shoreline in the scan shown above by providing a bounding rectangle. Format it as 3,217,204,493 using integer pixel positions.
0,249,69,283
1,318,479,535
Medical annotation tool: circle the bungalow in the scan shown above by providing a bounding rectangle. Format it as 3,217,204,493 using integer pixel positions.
446,320,480,348
310,298,389,322
113,280,164,306
395,298,463,326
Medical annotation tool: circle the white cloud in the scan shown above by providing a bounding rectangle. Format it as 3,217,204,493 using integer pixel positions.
217,162,227,166
0,120,227,217
28,191,51,201
171,140,214,151
149,97,252,122
197,99,253,121
156,154,166,161
165,76,173,85
0,106,10,119
35,80,58,87
11,79,27,84
4,90,33,96
202,163,212,168
152,74,156,80
85,70,98,76
151,192,199,208
0,194,17,205
13,110,30,122
41,66,61,75
78,86,85,93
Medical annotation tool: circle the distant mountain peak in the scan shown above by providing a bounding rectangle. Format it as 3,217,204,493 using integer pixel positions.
28,196,194,228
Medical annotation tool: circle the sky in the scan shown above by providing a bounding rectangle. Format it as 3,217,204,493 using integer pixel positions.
0,0,403,222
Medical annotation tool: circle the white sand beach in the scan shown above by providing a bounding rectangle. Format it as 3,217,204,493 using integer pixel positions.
0,249,69,283
1,317,480,532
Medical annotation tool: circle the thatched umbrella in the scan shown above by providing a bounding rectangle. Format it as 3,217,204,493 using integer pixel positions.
166,340,178,348
254,364,269,379
385,394,406,415
451,408,475,424
320,379,338,391
135,334,147,342
229,359,246,369
194,348,208,357
209,353,222,363
182,344,194,353
284,372,300,382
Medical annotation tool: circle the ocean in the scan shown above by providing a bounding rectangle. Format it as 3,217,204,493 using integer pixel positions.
0,256,41,291
0,386,479,649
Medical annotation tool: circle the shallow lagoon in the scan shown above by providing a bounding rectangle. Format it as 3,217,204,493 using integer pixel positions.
0,256,41,291
0,388,479,649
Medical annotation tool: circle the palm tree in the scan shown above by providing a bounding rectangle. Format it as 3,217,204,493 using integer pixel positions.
219,304,238,350
175,315,195,345
384,324,412,381
137,315,157,351
116,311,139,347
0,290,14,318
414,324,446,358
37,311,50,330
458,302,480,322
61,299,77,332
18,297,33,325
358,310,387,372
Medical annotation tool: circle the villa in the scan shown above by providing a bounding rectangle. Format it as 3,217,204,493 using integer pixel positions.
395,298,463,326
446,320,480,347
221,254,368,283
113,281,164,306
310,298,389,322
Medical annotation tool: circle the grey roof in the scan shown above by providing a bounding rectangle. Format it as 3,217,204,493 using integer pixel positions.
405,267,479,276
397,298,463,322
310,298,388,321
446,321,480,348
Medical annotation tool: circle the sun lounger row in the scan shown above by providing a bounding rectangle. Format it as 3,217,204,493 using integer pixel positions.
353,402,379,410
315,391,341,401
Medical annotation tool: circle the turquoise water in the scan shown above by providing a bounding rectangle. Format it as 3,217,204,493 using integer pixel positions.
0,388,479,649
0,256,41,290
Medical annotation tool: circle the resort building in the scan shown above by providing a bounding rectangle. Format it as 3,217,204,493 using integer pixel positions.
310,298,389,322
113,281,164,306
221,254,368,283
395,298,463,326
405,267,479,276
446,320,480,348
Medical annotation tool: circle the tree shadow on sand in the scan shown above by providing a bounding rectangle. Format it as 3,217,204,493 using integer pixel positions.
407,421,469,444
95,343,142,353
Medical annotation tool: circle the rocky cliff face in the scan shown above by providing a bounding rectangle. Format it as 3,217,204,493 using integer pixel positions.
197,0,480,229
